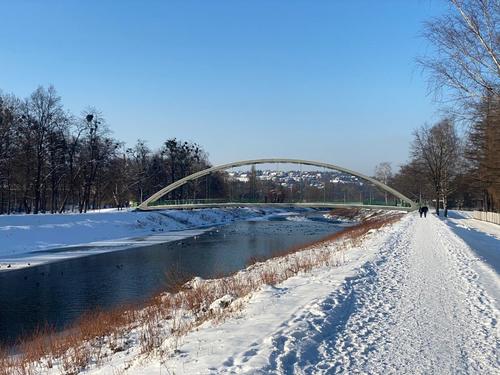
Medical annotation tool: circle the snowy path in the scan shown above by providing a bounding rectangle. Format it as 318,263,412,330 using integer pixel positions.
114,213,500,374
221,214,498,374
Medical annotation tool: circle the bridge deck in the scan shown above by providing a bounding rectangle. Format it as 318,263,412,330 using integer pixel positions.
138,202,414,212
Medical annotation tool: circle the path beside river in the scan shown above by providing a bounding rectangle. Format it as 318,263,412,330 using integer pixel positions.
115,212,499,374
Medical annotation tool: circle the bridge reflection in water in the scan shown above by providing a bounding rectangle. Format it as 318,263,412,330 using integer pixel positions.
138,159,417,211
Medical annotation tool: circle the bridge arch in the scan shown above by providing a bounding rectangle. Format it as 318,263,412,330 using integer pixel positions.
138,158,417,211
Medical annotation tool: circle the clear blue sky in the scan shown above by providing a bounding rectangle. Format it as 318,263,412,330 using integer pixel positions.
0,0,447,174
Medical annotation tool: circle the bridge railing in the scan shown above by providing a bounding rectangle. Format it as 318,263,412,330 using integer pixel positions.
147,198,412,208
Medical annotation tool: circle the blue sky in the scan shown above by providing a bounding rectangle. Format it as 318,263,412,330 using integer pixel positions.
0,0,447,174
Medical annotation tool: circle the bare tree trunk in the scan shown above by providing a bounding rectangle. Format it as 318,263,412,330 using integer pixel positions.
435,191,440,216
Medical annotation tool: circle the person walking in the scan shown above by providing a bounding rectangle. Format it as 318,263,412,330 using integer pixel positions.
421,206,428,218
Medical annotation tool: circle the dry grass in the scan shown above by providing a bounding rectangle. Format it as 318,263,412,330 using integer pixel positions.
329,207,363,220
0,211,403,374
0,346,13,375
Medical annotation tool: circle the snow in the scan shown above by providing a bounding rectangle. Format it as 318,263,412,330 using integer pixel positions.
84,211,499,374
209,294,237,313
0,208,283,271
3,209,498,373
443,210,500,309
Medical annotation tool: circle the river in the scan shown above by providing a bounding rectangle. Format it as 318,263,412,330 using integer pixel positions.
0,211,345,345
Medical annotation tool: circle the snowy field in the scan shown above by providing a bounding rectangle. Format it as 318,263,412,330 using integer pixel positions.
79,211,498,374
0,208,285,271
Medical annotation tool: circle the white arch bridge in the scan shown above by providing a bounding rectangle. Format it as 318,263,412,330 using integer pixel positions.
137,158,417,212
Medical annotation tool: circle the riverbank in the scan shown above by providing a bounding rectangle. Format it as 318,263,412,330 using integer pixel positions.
0,211,403,374
0,211,347,345
0,208,299,271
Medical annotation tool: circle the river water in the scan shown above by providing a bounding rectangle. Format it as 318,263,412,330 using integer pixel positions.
0,211,344,344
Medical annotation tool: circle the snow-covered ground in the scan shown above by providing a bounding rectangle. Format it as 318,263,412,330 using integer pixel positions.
83,211,499,374
445,210,500,271
443,210,500,310
0,208,284,271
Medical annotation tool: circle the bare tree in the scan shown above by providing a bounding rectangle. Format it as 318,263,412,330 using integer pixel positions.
419,0,499,112
412,119,461,216
0,85,222,214
78,108,116,212
390,160,434,204
249,165,258,201
0,93,21,214
161,138,208,200
25,86,68,214
374,162,392,204
126,140,151,204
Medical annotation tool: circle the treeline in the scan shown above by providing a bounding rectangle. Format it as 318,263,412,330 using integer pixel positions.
390,98,500,215
0,86,210,214
389,0,499,215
